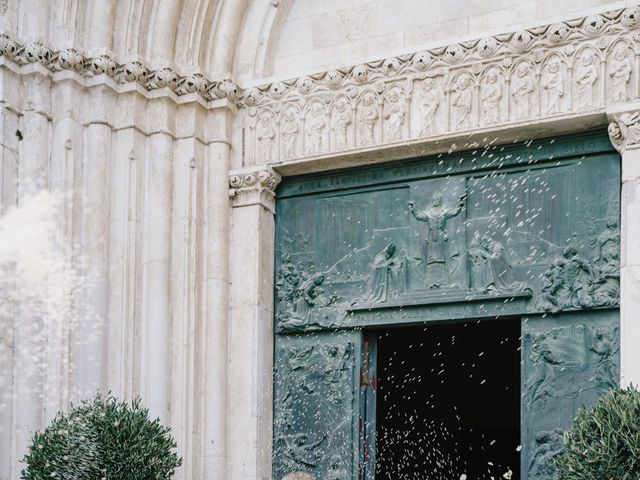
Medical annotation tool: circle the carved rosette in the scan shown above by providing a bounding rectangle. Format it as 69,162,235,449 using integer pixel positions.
244,6,640,163
607,104,640,152
229,167,282,212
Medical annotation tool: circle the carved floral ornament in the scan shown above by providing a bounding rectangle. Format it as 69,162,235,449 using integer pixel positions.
244,6,640,163
0,34,238,102
228,168,282,211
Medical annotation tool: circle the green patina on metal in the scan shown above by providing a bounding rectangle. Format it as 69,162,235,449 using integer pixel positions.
273,131,620,480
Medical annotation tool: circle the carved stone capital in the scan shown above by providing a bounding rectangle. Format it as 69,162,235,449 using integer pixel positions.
607,103,640,153
229,167,282,212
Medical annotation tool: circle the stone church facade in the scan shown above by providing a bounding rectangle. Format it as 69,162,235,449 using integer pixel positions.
0,1,639,479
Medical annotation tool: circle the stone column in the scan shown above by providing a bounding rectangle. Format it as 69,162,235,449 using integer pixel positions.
227,166,281,480
607,103,640,387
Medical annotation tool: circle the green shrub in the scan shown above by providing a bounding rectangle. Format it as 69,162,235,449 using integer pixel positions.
556,386,640,479
21,393,182,480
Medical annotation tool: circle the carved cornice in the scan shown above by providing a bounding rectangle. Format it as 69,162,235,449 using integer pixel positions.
0,34,238,102
242,6,640,164
229,167,282,212
607,102,640,152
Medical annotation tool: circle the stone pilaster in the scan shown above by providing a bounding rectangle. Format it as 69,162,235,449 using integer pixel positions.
608,104,640,387
227,166,281,480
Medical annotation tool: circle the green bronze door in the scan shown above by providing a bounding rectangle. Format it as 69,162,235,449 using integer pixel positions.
273,131,620,479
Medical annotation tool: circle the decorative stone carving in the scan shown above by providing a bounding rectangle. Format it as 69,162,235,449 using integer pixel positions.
228,167,282,212
480,69,502,124
0,34,238,102
330,98,352,150
416,77,443,136
575,50,599,109
608,107,640,151
541,59,564,114
281,107,301,158
243,7,640,163
608,43,632,102
304,103,327,156
383,87,406,141
256,113,276,161
450,73,474,129
56,48,84,71
512,63,535,120
357,92,379,146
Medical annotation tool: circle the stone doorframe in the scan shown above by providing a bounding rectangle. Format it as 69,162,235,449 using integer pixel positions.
226,6,640,478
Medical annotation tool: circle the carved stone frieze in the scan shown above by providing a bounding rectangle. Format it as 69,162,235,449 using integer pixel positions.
0,34,238,102
229,167,282,212
243,6,640,163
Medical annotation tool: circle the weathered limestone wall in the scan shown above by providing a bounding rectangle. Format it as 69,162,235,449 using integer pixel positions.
270,0,627,76
0,1,639,480
0,61,234,480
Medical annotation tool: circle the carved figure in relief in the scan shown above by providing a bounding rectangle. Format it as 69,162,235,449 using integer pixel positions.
593,219,620,306
418,78,442,136
590,327,617,391
562,247,595,309
512,64,534,119
576,52,598,109
536,259,566,312
528,429,564,480
384,91,406,140
609,44,632,102
282,433,327,471
256,114,276,160
279,274,327,331
541,61,564,114
321,344,352,401
325,455,348,480
536,220,620,312
358,94,378,146
331,101,352,149
276,257,339,331
610,111,640,149
481,70,502,124
306,104,326,155
366,243,405,302
451,75,473,128
409,192,466,288
282,111,300,158
526,333,565,405
468,233,527,293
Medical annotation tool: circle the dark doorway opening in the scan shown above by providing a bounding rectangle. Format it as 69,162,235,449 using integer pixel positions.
375,319,521,480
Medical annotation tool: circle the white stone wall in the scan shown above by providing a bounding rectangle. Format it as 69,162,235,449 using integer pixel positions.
0,1,639,480
270,0,628,76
